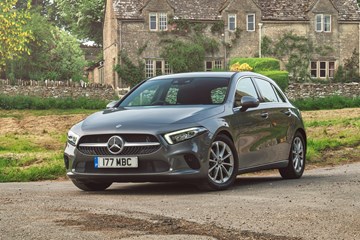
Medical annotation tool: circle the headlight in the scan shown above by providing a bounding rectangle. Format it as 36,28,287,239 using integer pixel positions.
164,127,207,145
67,130,80,146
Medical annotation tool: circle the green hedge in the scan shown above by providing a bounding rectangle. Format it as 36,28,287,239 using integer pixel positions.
229,58,280,71
258,70,289,91
291,96,360,111
0,95,108,110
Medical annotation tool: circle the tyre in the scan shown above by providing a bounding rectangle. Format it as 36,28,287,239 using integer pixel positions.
279,132,306,179
71,180,112,191
199,134,238,191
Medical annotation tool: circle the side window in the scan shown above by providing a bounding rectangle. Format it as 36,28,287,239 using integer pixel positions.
273,85,286,103
234,77,258,107
254,78,279,102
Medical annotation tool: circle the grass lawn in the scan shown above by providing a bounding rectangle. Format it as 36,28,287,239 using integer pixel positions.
0,108,359,182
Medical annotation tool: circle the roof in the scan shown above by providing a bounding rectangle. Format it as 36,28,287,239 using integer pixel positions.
254,0,314,21
112,0,360,21
255,0,360,21
167,0,225,20
335,0,360,21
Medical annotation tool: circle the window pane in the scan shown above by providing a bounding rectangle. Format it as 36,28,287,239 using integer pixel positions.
159,13,167,31
214,60,223,69
234,77,258,107
316,14,322,31
320,62,326,69
150,15,157,30
311,70,317,78
247,14,255,31
205,61,213,71
155,61,162,76
229,15,236,31
320,70,326,77
311,61,317,69
324,15,331,32
255,78,279,102
145,59,154,78
164,61,172,75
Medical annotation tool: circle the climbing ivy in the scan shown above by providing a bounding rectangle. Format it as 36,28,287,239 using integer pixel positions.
211,20,225,35
114,53,144,87
160,18,221,73
262,32,334,82
334,49,359,82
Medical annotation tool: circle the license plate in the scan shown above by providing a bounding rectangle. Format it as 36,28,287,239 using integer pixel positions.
94,156,138,168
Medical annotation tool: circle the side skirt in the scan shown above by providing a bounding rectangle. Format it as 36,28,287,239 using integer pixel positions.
237,160,289,174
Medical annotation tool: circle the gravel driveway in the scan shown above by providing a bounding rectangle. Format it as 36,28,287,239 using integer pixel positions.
1,163,359,240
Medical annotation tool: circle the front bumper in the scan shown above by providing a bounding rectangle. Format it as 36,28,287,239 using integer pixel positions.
64,132,212,183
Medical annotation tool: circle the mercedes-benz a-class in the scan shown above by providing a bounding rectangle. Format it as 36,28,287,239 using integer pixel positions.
64,72,306,191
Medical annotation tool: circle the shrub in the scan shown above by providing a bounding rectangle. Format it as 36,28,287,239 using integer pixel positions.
0,95,108,110
229,58,280,72
291,96,360,111
258,70,289,91
229,63,253,72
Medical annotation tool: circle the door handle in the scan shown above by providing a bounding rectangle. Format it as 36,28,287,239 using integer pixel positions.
283,110,291,116
260,112,269,119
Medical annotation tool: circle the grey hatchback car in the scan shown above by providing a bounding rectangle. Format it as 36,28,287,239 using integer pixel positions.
64,72,306,191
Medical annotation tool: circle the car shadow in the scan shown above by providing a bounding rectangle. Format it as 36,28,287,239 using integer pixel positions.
77,173,326,196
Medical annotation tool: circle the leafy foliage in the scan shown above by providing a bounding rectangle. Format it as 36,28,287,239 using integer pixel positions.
55,0,104,45
230,58,280,72
161,40,206,73
334,49,359,82
6,11,86,81
0,95,108,110
262,32,334,82
114,53,145,87
160,21,220,74
0,0,33,69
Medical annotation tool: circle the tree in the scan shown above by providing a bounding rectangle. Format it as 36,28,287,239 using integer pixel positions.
7,11,86,81
55,0,105,45
0,0,33,69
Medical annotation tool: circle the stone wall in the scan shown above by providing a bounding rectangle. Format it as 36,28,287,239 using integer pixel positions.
1,79,359,101
0,79,116,101
285,82,360,99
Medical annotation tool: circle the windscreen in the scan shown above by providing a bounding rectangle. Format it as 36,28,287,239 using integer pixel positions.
120,77,230,107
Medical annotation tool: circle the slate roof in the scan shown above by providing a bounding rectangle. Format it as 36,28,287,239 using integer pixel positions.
167,0,226,20
112,0,360,21
255,0,360,21
335,0,360,21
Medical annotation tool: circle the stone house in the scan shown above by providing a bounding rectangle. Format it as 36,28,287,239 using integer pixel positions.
103,0,360,87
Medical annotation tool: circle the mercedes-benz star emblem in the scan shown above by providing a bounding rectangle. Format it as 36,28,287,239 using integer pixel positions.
107,136,124,155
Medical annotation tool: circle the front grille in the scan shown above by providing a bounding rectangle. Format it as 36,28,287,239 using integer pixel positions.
77,134,161,156
78,134,158,144
78,145,161,156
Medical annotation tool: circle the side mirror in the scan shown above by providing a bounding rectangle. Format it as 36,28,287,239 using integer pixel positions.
106,100,118,109
240,96,259,112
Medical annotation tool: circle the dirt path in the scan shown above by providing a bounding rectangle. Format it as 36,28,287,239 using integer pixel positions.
1,163,360,240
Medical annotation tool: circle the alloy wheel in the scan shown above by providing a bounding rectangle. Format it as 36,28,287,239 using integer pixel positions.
208,141,235,184
292,136,304,173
